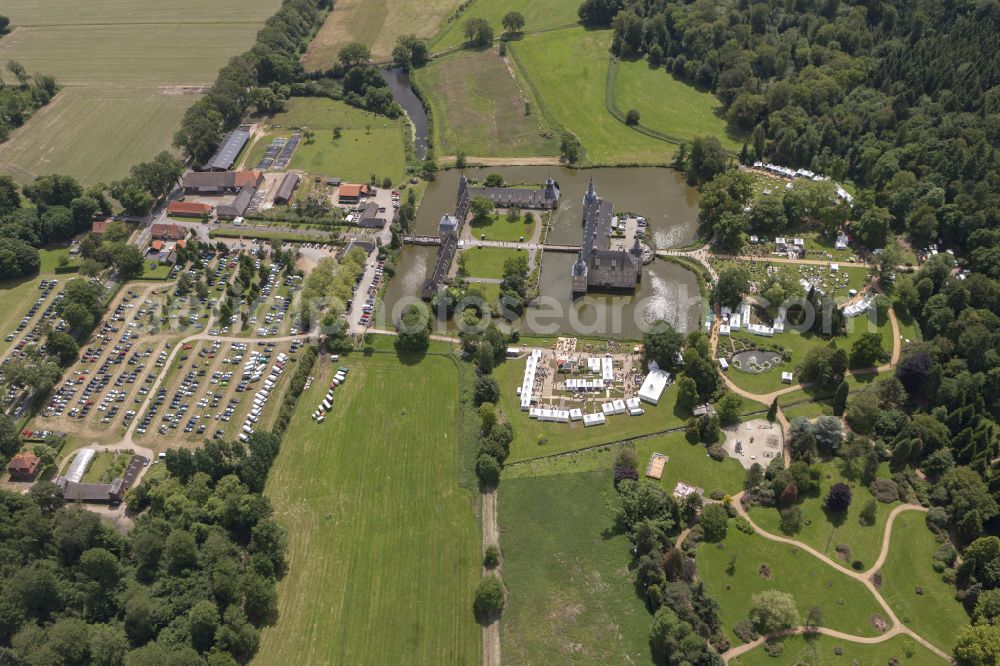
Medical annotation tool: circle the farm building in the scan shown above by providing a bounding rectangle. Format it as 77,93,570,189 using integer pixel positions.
273,172,301,205
204,129,251,172
181,170,263,194
355,201,385,228
57,478,126,504
151,223,186,241
8,452,41,480
460,174,560,210
167,201,214,218
338,183,370,204
571,179,643,295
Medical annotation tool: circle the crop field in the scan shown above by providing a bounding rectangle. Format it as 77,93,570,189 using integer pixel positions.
243,99,407,183
500,470,653,664
881,510,968,652
0,87,193,184
301,0,463,69
737,633,942,665
510,28,674,165
415,48,559,158
0,0,280,184
749,460,899,571
430,0,582,51
697,526,886,643
612,59,740,150
257,352,481,665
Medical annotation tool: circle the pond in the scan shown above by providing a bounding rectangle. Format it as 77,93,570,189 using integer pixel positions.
730,350,783,374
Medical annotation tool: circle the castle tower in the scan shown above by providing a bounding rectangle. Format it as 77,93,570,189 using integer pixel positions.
571,251,589,295
583,177,598,207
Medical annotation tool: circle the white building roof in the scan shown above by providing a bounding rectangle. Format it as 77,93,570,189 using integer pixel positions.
638,362,670,405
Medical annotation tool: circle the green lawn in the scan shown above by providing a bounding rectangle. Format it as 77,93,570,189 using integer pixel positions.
460,246,522,279
430,0,581,51
510,27,674,164
749,460,899,571
782,398,835,420
245,99,407,183
414,48,559,157
0,248,74,356
612,58,739,150
635,431,747,497
500,470,653,664
257,352,480,664
881,510,969,653
697,526,887,643
468,212,536,242
735,632,944,665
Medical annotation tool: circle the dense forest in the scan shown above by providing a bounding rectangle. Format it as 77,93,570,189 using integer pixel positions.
573,0,1000,661
0,433,286,665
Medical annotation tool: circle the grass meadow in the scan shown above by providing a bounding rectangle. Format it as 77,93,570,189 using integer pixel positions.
414,48,559,157
736,633,943,665
509,28,675,165
749,460,900,571
460,246,521,279
0,0,279,184
301,0,462,68
499,470,653,664
430,0,582,51
257,352,480,664
612,59,740,150
697,525,887,643
243,99,407,183
881,510,969,652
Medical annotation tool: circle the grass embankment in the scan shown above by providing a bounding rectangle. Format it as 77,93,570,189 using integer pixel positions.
509,27,673,165
500,470,653,664
415,48,558,158
245,98,406,183
257,352,480,664
881,510,969,652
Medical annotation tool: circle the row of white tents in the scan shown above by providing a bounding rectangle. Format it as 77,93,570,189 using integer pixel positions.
528,396,645,428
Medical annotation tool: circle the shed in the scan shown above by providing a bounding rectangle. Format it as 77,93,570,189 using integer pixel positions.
781,371,794,383
273,172,300,204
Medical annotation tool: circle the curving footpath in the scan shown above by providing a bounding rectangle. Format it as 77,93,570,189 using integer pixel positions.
723,494,949,663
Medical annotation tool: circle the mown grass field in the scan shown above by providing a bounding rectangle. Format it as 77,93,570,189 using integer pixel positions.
243,99,407,183
301,0,462,68
500,470,653,664
430,0,582,51
257,352,480,664
460,246,521,279
749,460,899,571
468,211,536,242
612,59,739,150
697,525,887,643
0,0,279,184
510,28,676,165
881,510,968,652
737,632,943,665
0,248,75,357
414,48,559,157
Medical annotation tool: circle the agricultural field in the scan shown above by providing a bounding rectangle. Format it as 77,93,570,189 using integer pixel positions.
736,632,943,665
611,59,740,150
749,460,900,571
881,510,969,653
696,525,887,643
301,0,462,68
430,0,582,51
414,48,559,158
510,28,675,165
242,99,407,184
0,0,280,184
500,470,653,664
257,352,481,664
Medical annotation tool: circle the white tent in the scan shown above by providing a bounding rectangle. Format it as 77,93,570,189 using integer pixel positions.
583,412,606,427
638,361,670,405
569,408,583,421
601,402,616,416
612,399,626,414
